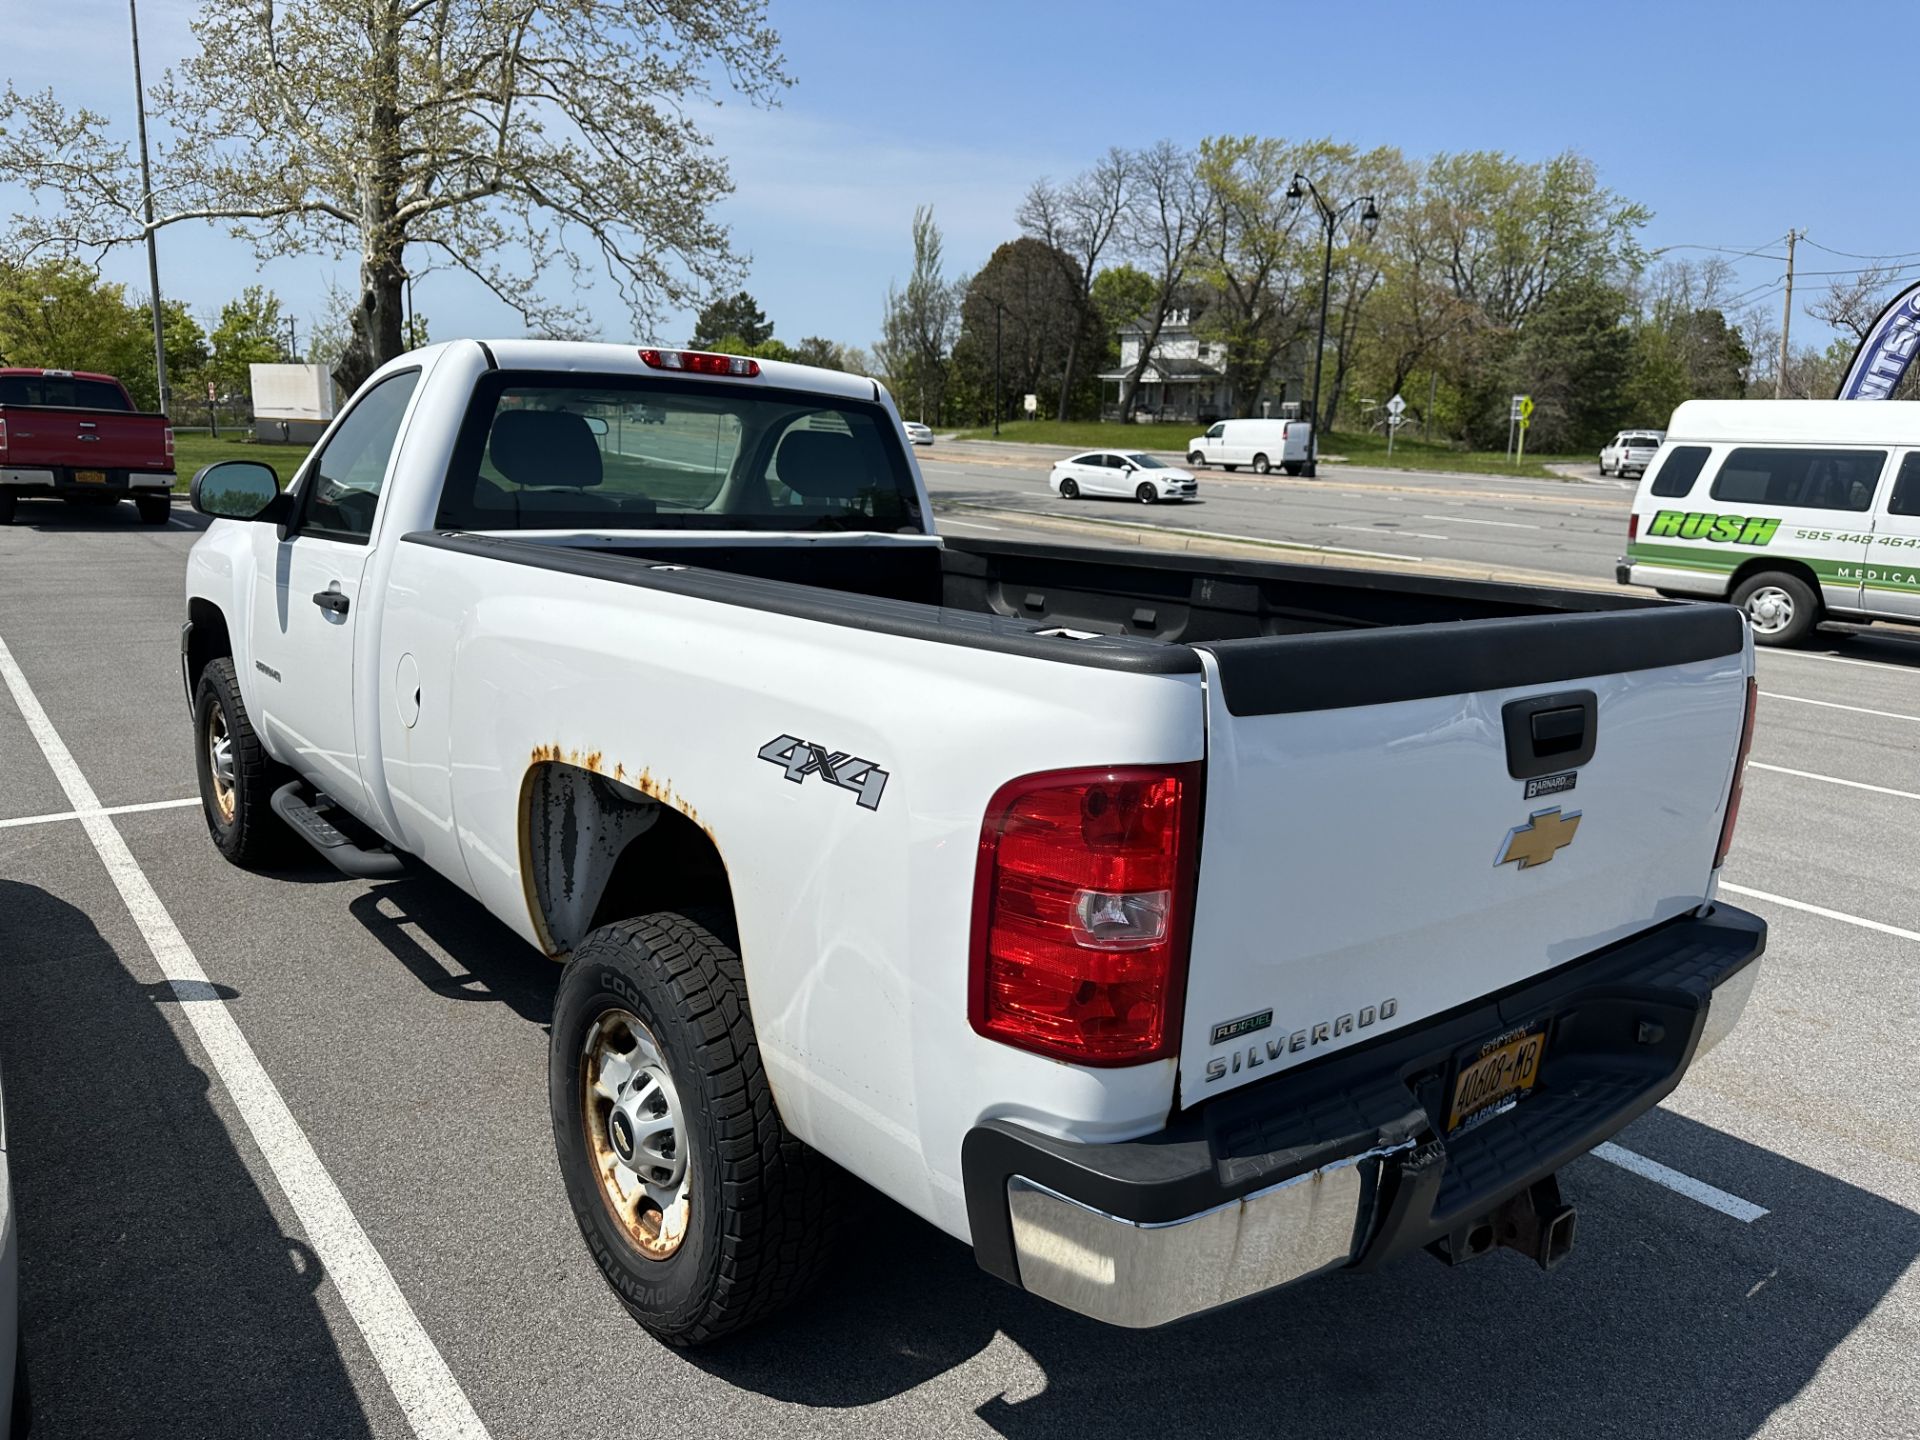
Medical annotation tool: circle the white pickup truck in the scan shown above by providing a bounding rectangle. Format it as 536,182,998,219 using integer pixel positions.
181,341,1765,1345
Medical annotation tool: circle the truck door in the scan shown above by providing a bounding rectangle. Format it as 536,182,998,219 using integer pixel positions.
1864,450,1920,619
246,370,421,810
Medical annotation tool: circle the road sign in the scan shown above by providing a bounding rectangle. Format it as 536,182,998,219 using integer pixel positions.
1519,395,1535,422
1386,393,1406,419
1022,393,1038,416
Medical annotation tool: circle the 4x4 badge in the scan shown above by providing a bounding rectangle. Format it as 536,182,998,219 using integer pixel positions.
758,734,889,811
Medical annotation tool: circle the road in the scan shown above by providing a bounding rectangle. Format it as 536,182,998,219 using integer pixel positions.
1,498,1917,1440
917,439,1637,589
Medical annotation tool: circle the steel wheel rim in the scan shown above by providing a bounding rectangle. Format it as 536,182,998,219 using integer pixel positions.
582,1008,691,1261
1745,585,1794,636
205,702,237,823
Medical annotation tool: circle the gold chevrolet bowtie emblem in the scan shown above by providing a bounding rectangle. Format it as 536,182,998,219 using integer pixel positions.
1497,807,1582,870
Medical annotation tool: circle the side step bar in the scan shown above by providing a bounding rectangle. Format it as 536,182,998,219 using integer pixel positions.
270,781,406,879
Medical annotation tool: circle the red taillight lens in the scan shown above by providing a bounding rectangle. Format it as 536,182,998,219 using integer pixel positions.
1628,512,1639,542
1714,678,1758,868
0,417,8,453
163,426,175,462
637,348,760,378
970,764,1200,1064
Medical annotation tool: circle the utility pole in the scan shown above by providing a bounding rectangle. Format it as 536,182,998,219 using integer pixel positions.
1776,229,1798,399
286,316,298,362
992,300,1002,439
129,0,169,416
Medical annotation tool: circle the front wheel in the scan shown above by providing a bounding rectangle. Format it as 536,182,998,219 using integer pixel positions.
1135,481,1158,504
193,656,292,865
551,914,843,1346
1058,477,1079,499
1252,453,1271,475
1732,571,1819,647
1187,451,1205,466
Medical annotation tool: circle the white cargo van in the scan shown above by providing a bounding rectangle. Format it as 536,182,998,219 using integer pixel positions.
1186,418,1312,475
1618,398,1920,644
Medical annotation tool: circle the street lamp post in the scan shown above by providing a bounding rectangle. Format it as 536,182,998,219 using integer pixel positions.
1285,174,1378,478
129,0,170,416
983,294,1006,437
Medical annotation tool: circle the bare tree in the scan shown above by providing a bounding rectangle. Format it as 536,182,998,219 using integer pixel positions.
877,206,961,422
1115,141,1204,420
1019,149,1132,420
1809,264,1903,342
0,0,787,393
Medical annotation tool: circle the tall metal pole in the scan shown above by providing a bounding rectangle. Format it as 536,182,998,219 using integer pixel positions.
992,300,1002,438
129,0,169,416
1775,229,1798,399
1305,211,1334,479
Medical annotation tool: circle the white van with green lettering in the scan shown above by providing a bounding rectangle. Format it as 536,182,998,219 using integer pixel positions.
1618,398,1920,645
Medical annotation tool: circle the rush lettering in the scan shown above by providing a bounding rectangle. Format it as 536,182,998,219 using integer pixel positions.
1646,510,1780,546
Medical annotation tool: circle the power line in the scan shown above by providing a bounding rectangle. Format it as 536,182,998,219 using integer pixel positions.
1652,239,1789,263
1800,236,1920,263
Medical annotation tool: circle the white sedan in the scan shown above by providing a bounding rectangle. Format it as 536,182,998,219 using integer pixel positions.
1049,450,1198,503
902,420,934,446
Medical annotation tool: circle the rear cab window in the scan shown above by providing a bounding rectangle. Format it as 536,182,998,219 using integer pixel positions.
1709,447,1887,513
438,372,923,534
0,375,132,410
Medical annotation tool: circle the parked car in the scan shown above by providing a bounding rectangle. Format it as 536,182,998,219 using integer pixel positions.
1600,429,1665,478
902,420,934,446
0,367,175,524
1618,399,1920,645
1051,450,1197,502
182,340,1763,1346
1185,417,1311,475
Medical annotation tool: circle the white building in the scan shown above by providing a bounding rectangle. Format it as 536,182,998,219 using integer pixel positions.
1098,309,1230,424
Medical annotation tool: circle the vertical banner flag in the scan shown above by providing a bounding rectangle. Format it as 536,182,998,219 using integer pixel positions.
1837,281,1920,399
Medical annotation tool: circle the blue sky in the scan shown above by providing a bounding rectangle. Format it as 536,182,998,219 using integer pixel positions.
10,0,1919,354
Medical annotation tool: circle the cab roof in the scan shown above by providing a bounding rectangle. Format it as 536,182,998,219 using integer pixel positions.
1667,399,1920,446
465,340,884,405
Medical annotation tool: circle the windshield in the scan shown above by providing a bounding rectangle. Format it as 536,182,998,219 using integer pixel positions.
1126,453,1169,469
439,373,923,533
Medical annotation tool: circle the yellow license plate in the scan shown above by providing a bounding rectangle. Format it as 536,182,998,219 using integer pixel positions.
1447,1027,1546,1131
75,469,106,483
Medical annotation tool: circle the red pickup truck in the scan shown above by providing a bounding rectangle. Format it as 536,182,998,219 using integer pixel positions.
0,368,176,524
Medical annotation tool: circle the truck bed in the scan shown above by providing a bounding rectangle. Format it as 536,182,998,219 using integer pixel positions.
405,529,1738,709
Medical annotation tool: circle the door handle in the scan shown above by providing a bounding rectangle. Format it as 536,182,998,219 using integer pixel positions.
311,588,350,616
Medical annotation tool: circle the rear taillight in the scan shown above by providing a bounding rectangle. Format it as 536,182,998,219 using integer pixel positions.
1714,678,1758,868
637,348,760,377
163,426,175,463
1628,512,1639,542
970,763,1200,1065
0,417,8,454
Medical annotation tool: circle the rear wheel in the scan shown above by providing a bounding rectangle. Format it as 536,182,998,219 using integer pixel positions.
1135,481,1157,504
551,913,843,1346
1252,453,1271,475
1732,571,1819,647
1058,477,1079,499
193,656,291,866
0,492,14,525
137,494,171,525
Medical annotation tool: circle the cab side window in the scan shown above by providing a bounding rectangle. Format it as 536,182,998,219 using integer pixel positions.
1889,453,1920,517
1709,447,1885,513
299,370,422,542
1649,445,1710,498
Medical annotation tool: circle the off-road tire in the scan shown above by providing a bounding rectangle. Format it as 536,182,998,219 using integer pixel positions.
1059,477,1079,499
137,494,171,525
193,656,292,866
551,913,844,1347
1731,570,1819,647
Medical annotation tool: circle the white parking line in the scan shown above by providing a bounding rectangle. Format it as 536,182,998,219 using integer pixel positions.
1592,1143,1769,1223
0,796,199,830
1419,514,1540,529
1760,691,1920,724
1760,649,1920,677
0,633,490,1440
1720,881,1920,945
1333,524,1449,541
1748,761,1920,801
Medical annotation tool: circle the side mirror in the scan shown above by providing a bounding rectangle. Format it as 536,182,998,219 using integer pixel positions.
191,460,285,522
583,416,609,437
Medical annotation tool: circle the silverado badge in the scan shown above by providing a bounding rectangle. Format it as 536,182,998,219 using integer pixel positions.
1497,807,1581,870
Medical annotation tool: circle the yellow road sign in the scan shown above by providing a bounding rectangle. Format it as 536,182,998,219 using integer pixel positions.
1518,395,1534,421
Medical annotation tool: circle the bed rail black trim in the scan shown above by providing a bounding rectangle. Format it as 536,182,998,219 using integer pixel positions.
1197,603,1745,716
400,530,1204,676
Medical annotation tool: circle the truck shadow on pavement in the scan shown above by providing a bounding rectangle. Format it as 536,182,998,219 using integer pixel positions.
0,875,379,1440
346,874,557,1030
0,499,209,532
690,1106,1920,1440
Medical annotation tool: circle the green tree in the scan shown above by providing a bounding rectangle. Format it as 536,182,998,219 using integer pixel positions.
0,258,152,393
1506,276,1635,451
208,286,289,399
705,333,796,364
0,0,786,394
953,238,1093,426
876,207,961,423
690,291,773,349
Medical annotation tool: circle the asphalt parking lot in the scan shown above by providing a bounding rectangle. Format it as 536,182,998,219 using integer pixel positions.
1,497,1917,1439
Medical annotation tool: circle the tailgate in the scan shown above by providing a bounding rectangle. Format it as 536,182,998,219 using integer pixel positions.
1181,605,1749,1101
2,408,169,470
